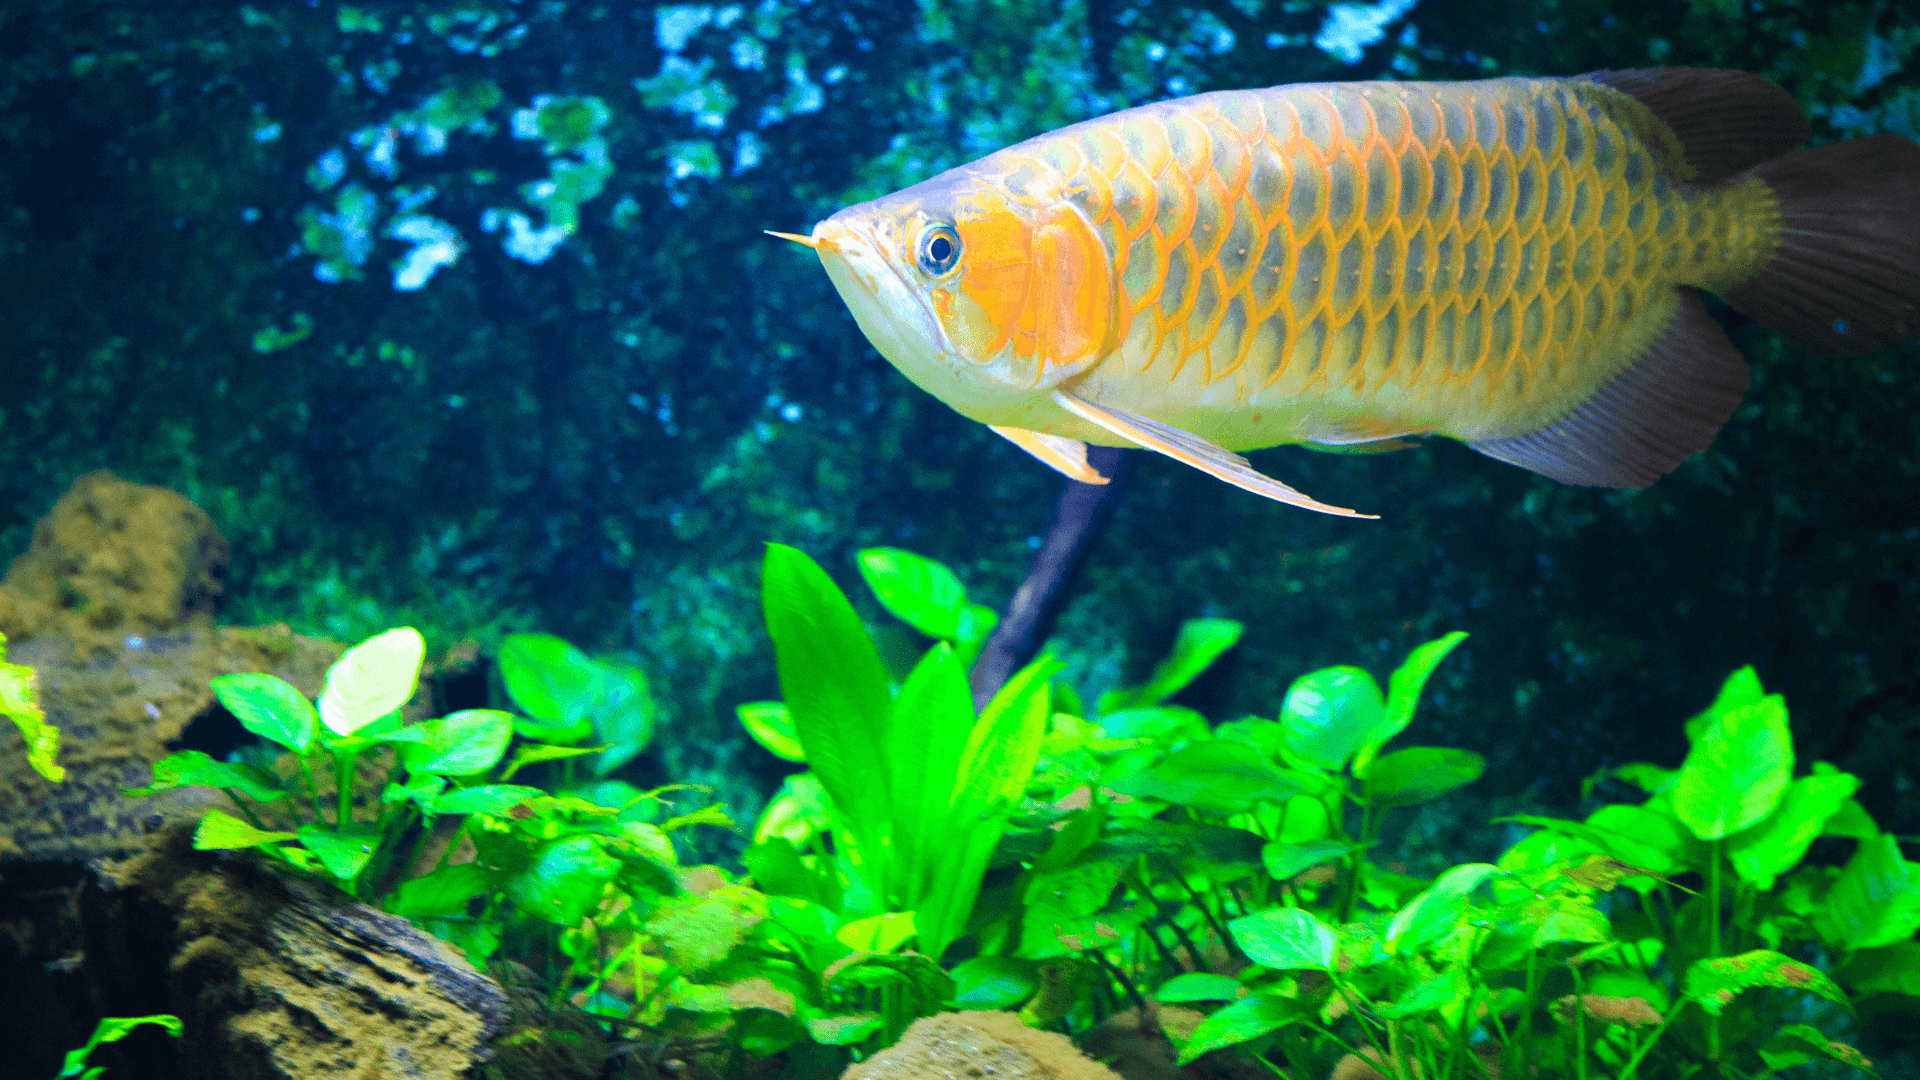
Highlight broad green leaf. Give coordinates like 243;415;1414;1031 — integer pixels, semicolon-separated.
1355;631;1467;776
499;633;600;723
1095;704;1212;748
318;627;425;736
836;912;917;952
1098;618;1244;714
1685;949;1849;1016
1156;973;1244;1002
1215;716;1287;759
921;655;1060;961
2;637;62;782
1672;691;1792;840
591;661;656;774
743;838;831;905
429;783;544;815
762;545;893;870
1110;740;1314;812
1824;799;1880;839
951;956;1040;1008
1385;863;1498;954
124;750;287;802
1729;766;1861;889
1377;969;1471;1018
298;822;382;881
1758;1024;1876;1075
737;701;804;761
1025;861;1120;918
1262;839;1355;881
499;633;600;744
1275;795;1333;843
806;1014;883;1046
193;809;296;850
1278;665;1382;771
888;642;974;911
1364;746;1486;807
384;771;445;805
211;672;319;752
1505;892;1610;946
857;547;969;640
1503;813;1681;876
1823;834;1920;949
954;603;999;651
1230;907;1336;970
399;709;514;776
385;862;493;918
1684;666;1766;743
1176;993;1305;1064
1837;941;1920;996
60;1015;183;1078
509;835;620;925
1583;803;1689;874
500;742;601;781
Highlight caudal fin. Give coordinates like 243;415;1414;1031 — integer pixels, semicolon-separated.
1720;135;1920;358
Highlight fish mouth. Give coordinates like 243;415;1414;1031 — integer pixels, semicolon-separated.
811;218;956;360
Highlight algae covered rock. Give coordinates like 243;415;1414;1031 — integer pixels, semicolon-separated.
0;470;229;649
842;1011;1122;1080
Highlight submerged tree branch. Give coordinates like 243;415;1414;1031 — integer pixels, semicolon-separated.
969;446;1135;709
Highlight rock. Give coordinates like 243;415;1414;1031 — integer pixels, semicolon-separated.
0;474;490;1077
0;470;229;650
79;825;509;1078
842;1011;1122;1080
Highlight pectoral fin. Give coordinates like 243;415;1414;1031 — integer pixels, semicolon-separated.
990;425;1108;484
1302;437;1423;455
1051;391;1376;518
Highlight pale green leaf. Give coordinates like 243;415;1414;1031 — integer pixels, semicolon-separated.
1098;618;1243;714
737;701;804;761
318;627;424;736
193;808;296;850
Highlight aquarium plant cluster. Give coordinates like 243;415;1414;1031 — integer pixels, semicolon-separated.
5;545;1905;1078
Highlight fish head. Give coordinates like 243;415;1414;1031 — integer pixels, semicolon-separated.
790;164;1115;418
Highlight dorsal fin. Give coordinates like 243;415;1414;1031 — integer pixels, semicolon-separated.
1469;288;1749;488
1584;68;1810;181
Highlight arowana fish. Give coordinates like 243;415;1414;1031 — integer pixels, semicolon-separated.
774;68;1920;516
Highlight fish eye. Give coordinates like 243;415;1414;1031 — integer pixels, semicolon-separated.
915;224;962;277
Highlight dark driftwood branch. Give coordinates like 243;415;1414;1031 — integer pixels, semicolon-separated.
970;446;1136;709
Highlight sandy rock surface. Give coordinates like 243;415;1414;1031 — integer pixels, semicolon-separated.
843;1011;1123;1080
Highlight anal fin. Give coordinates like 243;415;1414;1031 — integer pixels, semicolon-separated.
1051;391;1375;518
1469;288;1749;487
1302;437;1423;455
990;425;1108;485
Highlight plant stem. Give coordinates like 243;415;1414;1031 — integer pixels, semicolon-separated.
221;789;272;831
1160;857;1239;963
1089;949;1149;1016
1707;837;1723;1062
1571;961;1589;1080
1617;1004;1682;1080
297;752;327;825
334;747;361;827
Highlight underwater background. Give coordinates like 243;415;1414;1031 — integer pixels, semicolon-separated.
3;0;1918;863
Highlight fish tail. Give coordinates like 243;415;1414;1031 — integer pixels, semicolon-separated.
1718;135;1920;357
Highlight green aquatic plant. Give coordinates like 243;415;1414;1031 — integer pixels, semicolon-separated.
2;632;63;783
497;631;656;779
714;546;1905;1079
1062;665;1895;1080
56;1014;182;1079
126;627;552;896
